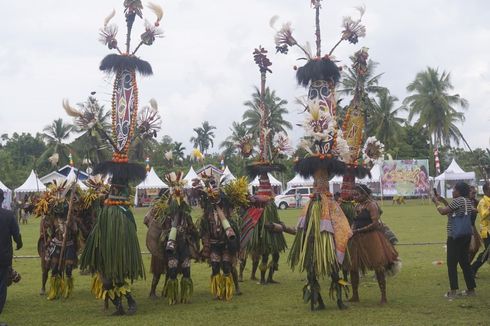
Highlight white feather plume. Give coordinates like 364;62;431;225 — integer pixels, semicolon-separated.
269;15;279;29
103;9;116;27
48;153;59;166
62;99;82;118
355;5;366;18
149;98;158;111
147;2;163;23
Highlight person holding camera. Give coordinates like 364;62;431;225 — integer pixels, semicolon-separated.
0;189;23;314
433;182;476;298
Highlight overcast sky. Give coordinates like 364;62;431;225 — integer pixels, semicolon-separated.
1;0;489;155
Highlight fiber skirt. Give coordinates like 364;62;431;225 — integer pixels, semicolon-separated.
348;229;398;273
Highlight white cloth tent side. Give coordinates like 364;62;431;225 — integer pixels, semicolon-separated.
183;166;199;188
221;166;236;184
14;170;46;198
134;168;168;206
0;179;12;209
66;167;88;190
286;174;314;188
328;163;382;194
248;173;283;193
435;159;476;198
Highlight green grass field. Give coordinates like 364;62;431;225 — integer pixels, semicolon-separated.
2;200;489;325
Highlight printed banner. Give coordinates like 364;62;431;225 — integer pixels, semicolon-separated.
381;159;430;196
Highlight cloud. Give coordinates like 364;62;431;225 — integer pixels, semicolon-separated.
1;0;489;154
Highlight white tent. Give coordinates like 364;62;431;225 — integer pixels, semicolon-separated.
14;170;46;197
135;168;168;206
329;163;382;194
435;159;476;198
249;173;283;193
221;166;236;184
0;179;12;209
286;174;314;188
183;166;199;188
66;167;88;190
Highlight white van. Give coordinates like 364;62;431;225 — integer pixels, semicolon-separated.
274;187;313;209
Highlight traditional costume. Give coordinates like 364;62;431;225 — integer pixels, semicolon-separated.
339;48;373;224
239;47;294;285
349;184;399;304
34;180;80;300
145;172;200;304
193;174;248;301
79;0;164;316
273;1;369;311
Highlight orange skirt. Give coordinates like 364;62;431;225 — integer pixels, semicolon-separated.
348;228;398;273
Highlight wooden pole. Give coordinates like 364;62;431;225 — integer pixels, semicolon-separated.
315;4;321;57
57;169;79;273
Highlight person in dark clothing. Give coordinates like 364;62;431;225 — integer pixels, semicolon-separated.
433;182;476;298
0;189;23;314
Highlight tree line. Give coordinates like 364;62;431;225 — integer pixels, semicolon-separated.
1;63;488;189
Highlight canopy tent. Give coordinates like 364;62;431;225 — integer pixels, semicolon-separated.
0;179;12;209
66;167;88;190
221;166;236;184
135;168;168;206
196;164;224;182
40;165;89;185
183;166;199;188
249;173;283;194
14;170;46;197
286;174;314;188
435;159;476;198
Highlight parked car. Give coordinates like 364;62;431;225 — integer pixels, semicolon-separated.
274;187;313;209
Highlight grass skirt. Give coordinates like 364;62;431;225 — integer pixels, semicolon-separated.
246;202;287;255
288;199;342;278
348;228;398;273
80;205;145;283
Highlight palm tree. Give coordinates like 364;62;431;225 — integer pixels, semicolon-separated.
339;56;386;136
369;90;406;149
172;141;186;161
404;67;468;147
190;121;216;154
219;121;251;157
39;118;74;167
242;87;292;140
